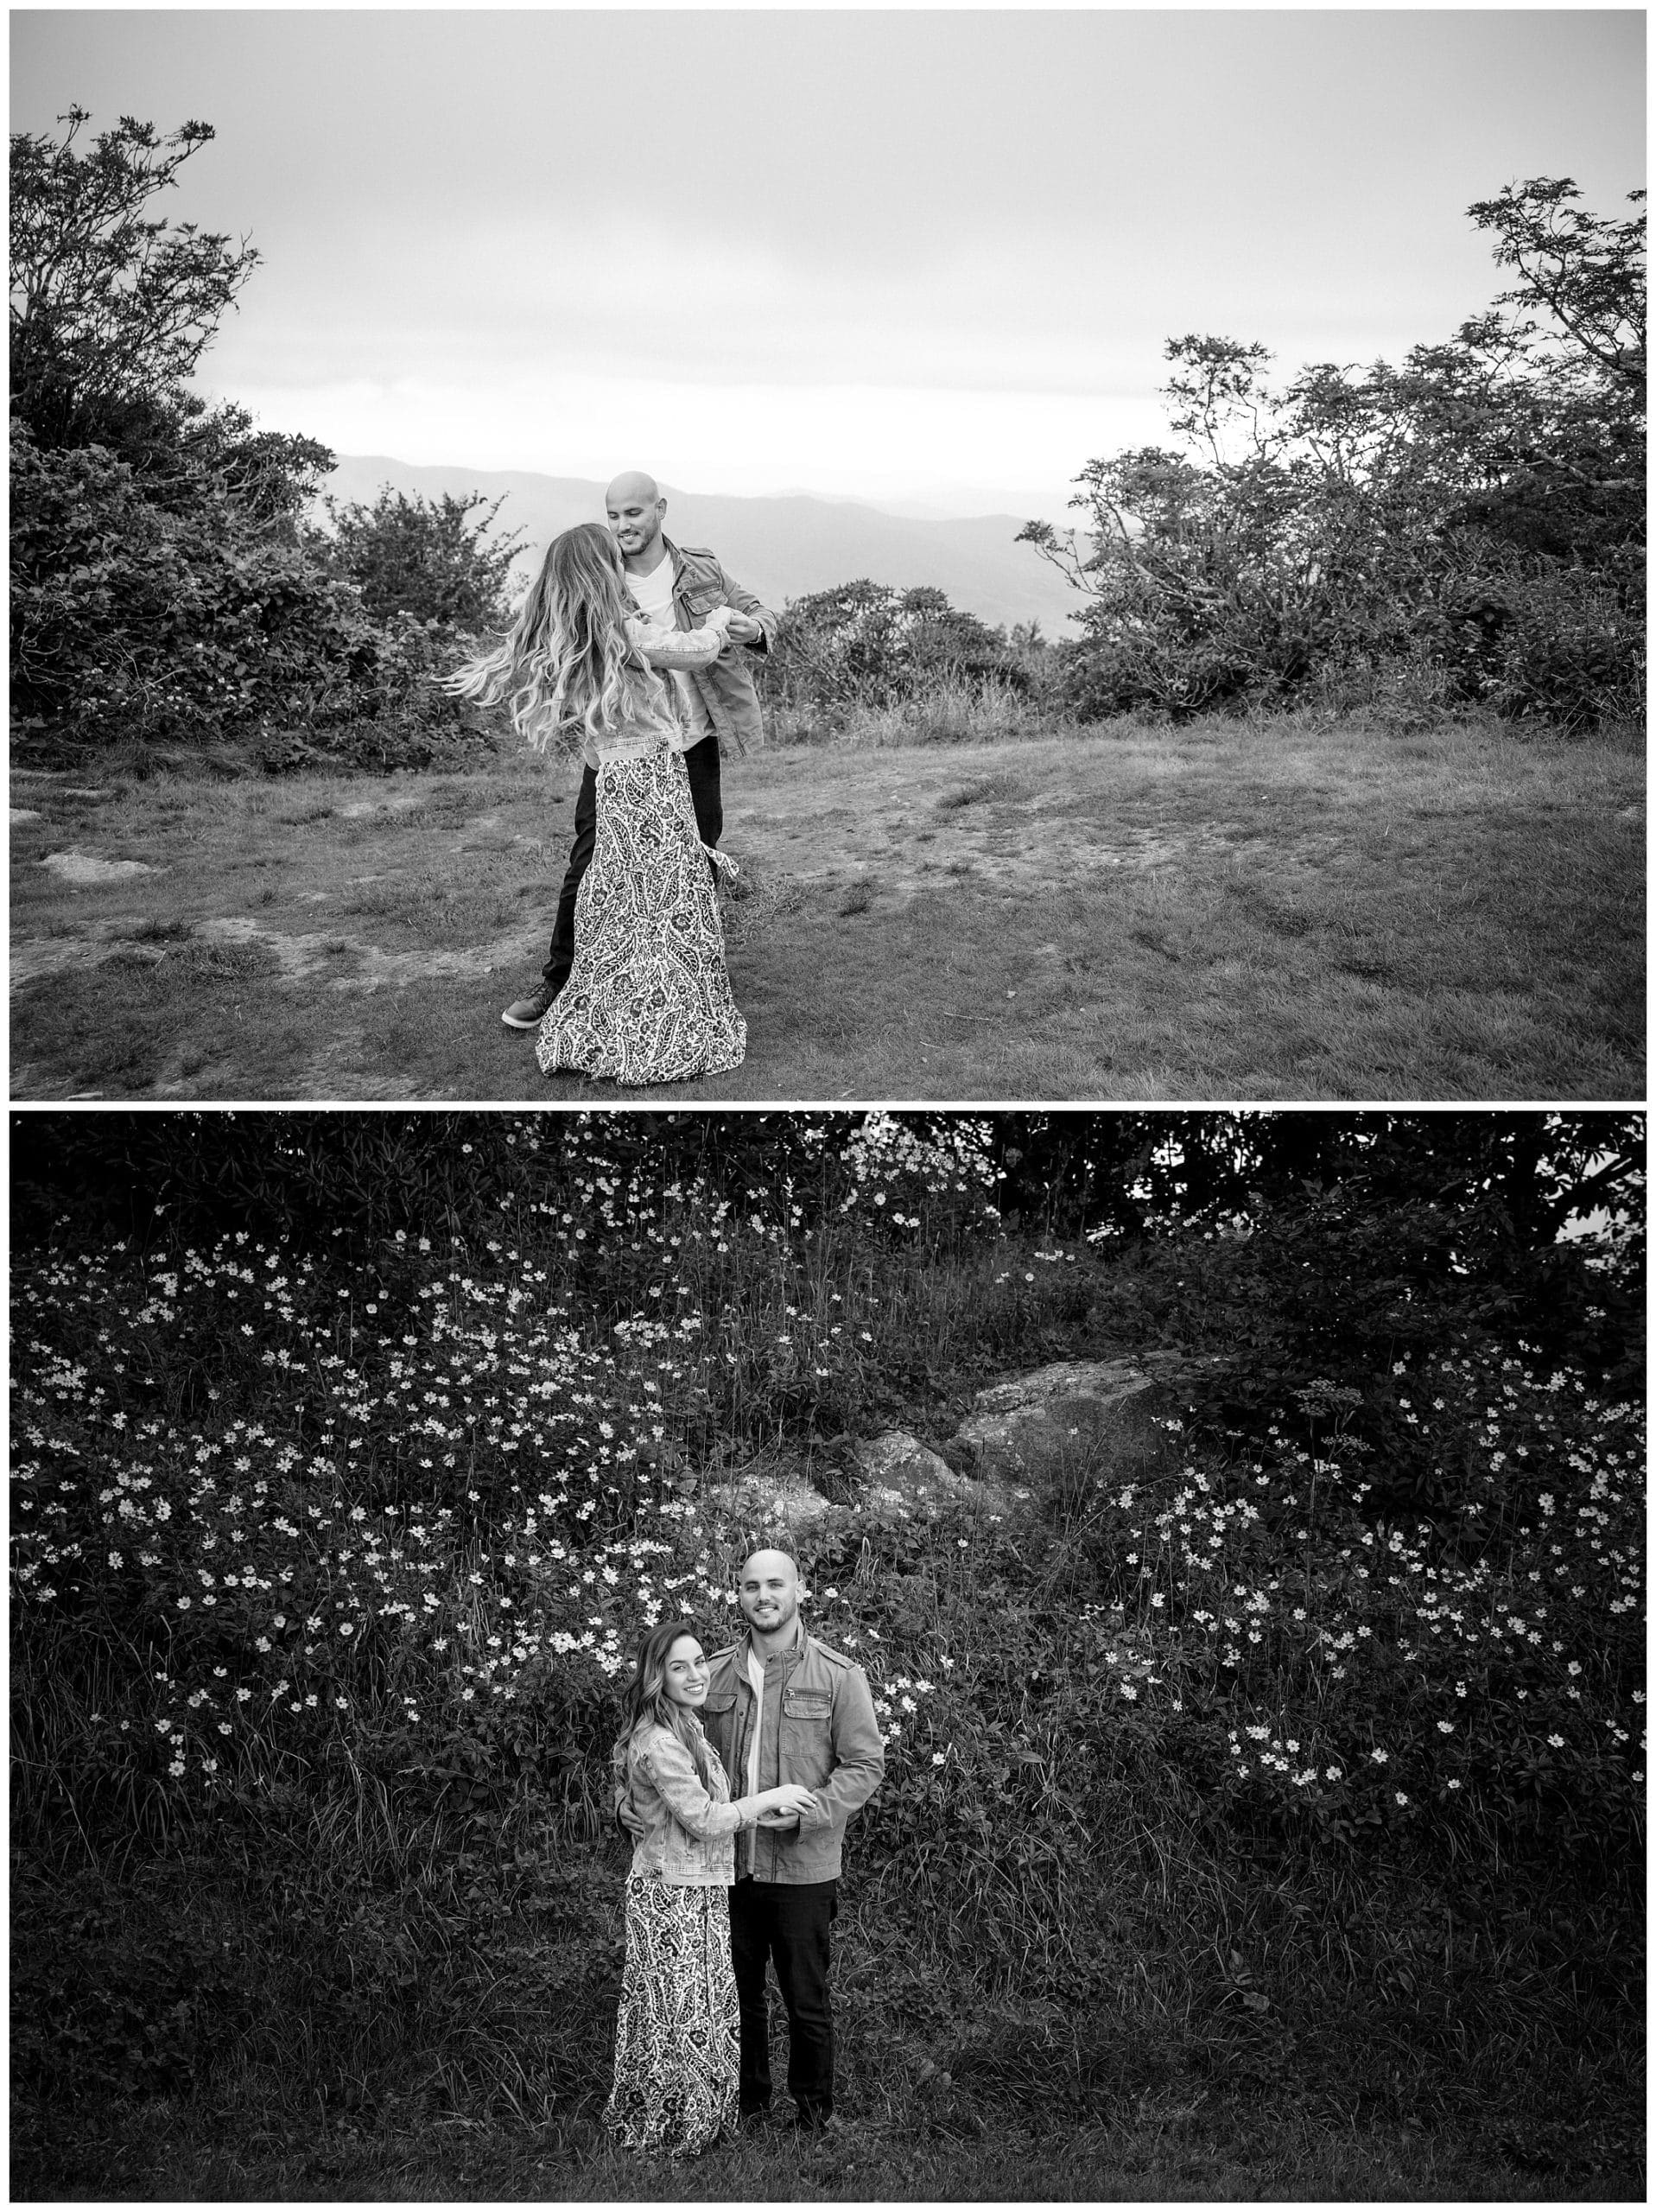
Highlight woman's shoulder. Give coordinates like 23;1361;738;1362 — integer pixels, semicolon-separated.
630;1719;692;1764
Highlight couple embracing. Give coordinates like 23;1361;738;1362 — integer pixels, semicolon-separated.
605;1549;885;2157
450;474;777;1087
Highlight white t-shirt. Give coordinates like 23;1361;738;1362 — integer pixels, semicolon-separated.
744;1642;765;1871
625;547;714;746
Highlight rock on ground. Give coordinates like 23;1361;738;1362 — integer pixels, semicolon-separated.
39;850;159;884
853;1430;1016;1516
954;1355;1190;1492
703;1355;1204;1535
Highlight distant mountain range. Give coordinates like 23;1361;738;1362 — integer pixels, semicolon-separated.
321;455;1085;635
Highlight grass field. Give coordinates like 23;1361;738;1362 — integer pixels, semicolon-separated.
10;711;1643;1101
17;1922;1635;2208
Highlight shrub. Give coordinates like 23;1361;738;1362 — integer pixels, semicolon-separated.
301;487;523;632
9;109;494;767
759;579;1039;719
1027;182;1646;729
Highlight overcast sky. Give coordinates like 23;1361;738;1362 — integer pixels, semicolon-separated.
10;9;1646;518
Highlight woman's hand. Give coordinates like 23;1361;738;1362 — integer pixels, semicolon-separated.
757;1783;816;1821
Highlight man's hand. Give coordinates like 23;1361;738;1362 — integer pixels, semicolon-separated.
754;1808;801;1831
723;611;765;645
618;1796;644;1840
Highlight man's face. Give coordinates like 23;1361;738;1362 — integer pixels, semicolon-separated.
739;1551;799;1637
606;490;667;563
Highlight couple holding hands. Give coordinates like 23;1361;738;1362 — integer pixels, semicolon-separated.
603;1550;885;2157
451;473;777;1088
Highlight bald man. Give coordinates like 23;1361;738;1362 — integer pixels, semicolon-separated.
617;1548;885;2132
501;471;779;1029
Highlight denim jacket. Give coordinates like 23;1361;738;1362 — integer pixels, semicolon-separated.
700;1628;885;1884
657;536;777;757
616;1716;757;1888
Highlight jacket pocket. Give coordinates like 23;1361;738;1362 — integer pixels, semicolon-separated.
780;1688;834;1789
681;582;725;619
701;1693;739;1775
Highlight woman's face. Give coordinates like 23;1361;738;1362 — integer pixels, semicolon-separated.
662;1635;709;1709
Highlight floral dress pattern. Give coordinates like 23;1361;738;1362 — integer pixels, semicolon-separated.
536;745;745;1084
603;1875;741;2158
536;616;746;1085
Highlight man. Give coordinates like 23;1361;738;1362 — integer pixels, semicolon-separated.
619;1548;885;2131
501;471;779;1029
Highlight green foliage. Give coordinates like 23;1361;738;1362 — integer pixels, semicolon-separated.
9;420;479;766
8;108;494;769
759;578;1037;716
302;487;523;631
10;106;262;464
1025;181;1646;728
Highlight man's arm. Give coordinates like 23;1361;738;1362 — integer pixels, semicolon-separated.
713;563;778;656
796;1664;885;1834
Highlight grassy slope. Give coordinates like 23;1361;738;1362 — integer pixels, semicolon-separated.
10;714;1644;1102
10;1209;1642;2204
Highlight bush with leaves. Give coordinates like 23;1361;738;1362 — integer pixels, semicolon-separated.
1023;180;1645;728
758;577;1034;716
10;420;483;766
9;107;492;766
301;486;523;632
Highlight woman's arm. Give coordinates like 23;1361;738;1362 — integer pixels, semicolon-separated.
638;1729;747;1838
625;609;730;672
637;1732;816;1837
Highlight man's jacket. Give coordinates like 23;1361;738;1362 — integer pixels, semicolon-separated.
700;1624;885;1884
655;534;777;756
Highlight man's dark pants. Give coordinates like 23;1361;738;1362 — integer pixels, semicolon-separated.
729;1876;837;2125
540;737;723;993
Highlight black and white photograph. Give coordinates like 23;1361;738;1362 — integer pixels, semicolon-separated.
8;9;1644;1103
5;3;1646;2206
9;1109;1646;2198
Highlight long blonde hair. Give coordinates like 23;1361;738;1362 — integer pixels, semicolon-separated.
447;522;669;753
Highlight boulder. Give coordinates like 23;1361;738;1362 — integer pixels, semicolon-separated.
853;1429;1015;1517
706;1457;837;1529
954;1355;1190;1494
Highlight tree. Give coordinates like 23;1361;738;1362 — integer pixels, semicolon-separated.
10;107;261;462
1022;181;1645;726
1470;176;1646;392
303;487;523;631
758;578;1020;710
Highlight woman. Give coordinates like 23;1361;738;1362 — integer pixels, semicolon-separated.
605;1619;815;2157
448;525;746;1084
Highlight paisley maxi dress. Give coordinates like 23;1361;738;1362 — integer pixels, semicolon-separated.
605;1719;746;2158
536;613;746;1085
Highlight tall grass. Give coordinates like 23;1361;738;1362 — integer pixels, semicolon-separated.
768;674;1069;748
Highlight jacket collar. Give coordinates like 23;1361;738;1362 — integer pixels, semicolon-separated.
736;1616;807;1672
